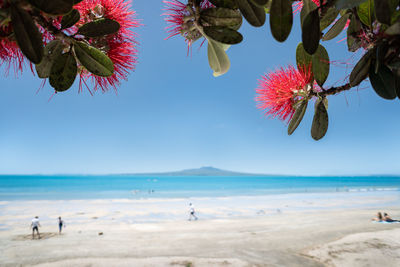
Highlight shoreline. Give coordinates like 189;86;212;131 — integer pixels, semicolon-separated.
1;187;400;199
1;190;399;222
1;192;400;266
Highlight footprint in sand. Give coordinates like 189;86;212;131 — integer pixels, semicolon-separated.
13;232;59;241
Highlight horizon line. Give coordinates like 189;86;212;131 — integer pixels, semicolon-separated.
1;173;399;177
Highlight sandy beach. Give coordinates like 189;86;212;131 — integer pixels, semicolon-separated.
1;192;400;266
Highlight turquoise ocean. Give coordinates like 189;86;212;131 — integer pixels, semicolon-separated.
1;175;400;200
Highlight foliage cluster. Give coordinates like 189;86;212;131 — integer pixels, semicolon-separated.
1;0;400;140
167;0;400;140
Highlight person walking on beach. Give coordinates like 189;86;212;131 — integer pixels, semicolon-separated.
188;203;198;221
31;216;41;239
58;217;65;234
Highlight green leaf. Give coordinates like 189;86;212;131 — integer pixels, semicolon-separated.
311;98;329;141
288;100;308;135
219;43;232;51
61;9;80;29
390;0;400;24
78;18;120;38
357;0;374;27
296;43;329;86
28;0;73;15
389;0;399;11
347;15;362;52
203;26;243;44
250;0;269;7
339;9;349;16
74;41;114;77
322;13;350;41
269;0;293;42
0;9;7;22
302;9;320;55
374;0;391;25
396;71;400;99
73;0;83;4
296;42;312;67
375;42;389;74
350;49;373;87
347;35;361;52
49;52;77;92
385;21;400;35
35;40;65;78
335;0;368;10
320;7;340;31
207;39;231;77
322;97;329;110
235;0;266;27
200;8;242;28
300;0;318;27
208;0;237;9
369;62;397;100
264;1;272;13
10;4;43;64
388;59;400;69
312;45;330;87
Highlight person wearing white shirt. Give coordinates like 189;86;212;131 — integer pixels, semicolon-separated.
31;216;41;239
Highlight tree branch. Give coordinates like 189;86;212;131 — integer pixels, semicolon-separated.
311;83;352;97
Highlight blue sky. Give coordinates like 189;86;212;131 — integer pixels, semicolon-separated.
0;1;399;176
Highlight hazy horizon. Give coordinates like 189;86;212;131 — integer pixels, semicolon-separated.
1;166;399;177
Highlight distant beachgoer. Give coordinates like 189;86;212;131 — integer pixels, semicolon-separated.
58;217;65;234
188;203;198;221
383;213;399;222
31;216;41;239
372;212;383;222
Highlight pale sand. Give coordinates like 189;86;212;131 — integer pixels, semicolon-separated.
307;228;400;267
1;193;400;266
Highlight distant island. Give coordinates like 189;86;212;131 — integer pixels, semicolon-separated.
5;167;397;177
124;166;268;177
117;168;399;177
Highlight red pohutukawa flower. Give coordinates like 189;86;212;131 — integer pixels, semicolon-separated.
293;0;322;14
0;1;25;75
0;26;25;76
74;0;139;93
256;65;313;122
163;0;213;50
0;0;59;76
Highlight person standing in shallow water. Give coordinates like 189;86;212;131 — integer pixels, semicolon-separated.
58;217;65;234
188;203;198;221
31;216;41;239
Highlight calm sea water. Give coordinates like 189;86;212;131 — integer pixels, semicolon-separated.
0;175;399;200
